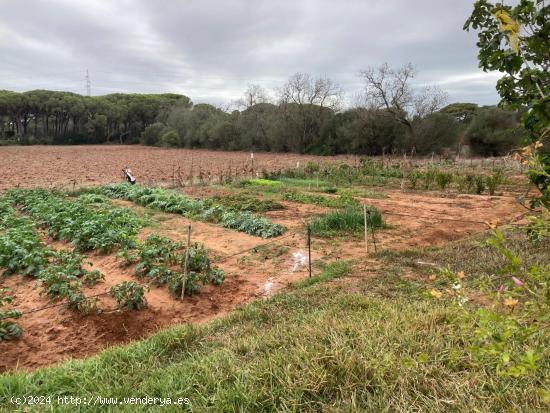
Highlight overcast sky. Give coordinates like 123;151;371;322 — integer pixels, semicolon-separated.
0;0;502;107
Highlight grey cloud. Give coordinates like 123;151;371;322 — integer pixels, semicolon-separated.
0;0;500;105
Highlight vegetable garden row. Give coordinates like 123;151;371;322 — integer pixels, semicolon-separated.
0;188;233;341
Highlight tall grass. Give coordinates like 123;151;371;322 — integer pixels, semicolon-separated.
310;207;382;237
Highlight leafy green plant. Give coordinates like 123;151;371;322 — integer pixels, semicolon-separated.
208;194;284;213
486;169;505;195
119;234;225;298
423;168;437;190
0;288;22;341
430;229;549;378
409;170;421;189
109;281;148;310
305;161;320;174
39;250;103;314
6;189;142;252
435;171;453;190
0;216;49;277
474;175;486;194
101;184;286;238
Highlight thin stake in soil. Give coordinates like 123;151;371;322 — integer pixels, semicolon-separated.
371;225;378;253
364;205;369;253
307;225;312;278
181;225;192;300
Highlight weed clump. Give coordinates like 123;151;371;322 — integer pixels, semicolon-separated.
310;207;382;237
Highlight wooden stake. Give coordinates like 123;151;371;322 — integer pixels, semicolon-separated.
307;226;312;278
181;225;192;300
364;205;369;253
371;226;378;253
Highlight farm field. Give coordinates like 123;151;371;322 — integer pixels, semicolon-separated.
0;147;532;373
0;145;350;191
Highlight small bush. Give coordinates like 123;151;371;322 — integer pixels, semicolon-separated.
436;171;453;190
474;176;486;194
409;171;421;189
110;281;148;310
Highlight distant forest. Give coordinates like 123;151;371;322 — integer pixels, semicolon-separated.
0;70;525;156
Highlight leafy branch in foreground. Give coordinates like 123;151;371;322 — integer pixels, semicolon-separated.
465;1;549;207
430;230;549;378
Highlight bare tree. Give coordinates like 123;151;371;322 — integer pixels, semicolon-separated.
236;83;271;110
279;73;343;111
358;63;448;135
278;73;343;152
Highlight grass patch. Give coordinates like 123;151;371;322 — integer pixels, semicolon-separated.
310;207;383;237
239;178;282;187
282;191;360;209
339;187;388;199
295;260;352;288
2;269;547;411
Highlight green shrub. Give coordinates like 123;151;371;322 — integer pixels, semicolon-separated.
436;171;453;190
110;281;148;310
409;171;422;189
305;161;320;174
474;176;486;194
486;169;505;195
423;168;437;189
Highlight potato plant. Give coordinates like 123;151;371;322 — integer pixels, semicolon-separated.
0;288;22;341
118;234;225;297
39;250;103;314
6;188;142;252
0;214;50;277
109;281;148;310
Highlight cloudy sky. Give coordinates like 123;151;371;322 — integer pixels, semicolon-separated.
0;0;502;107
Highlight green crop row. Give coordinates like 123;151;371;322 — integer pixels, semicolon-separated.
0;199;107;332
6;189;143;252
100;184;286;238
118;234;224;297
282;191;360;209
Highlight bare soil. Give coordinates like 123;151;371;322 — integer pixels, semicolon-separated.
0;145;350;191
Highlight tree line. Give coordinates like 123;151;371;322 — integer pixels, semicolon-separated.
0;64;525;156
